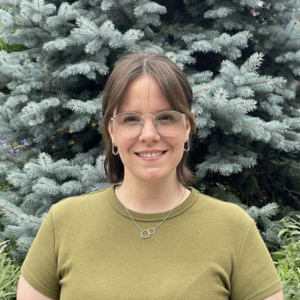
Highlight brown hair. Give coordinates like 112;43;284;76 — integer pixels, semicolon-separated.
102;52;198;186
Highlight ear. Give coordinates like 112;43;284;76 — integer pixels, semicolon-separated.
109;108;119;145
108;122;117;146
191;110;195;120
185;110;195;139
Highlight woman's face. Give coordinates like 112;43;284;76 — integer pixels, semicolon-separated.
108;75;194;183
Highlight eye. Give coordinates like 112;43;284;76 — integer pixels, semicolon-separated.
157;114;174;121
123;116;140;122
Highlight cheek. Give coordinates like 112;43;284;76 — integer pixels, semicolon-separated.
116;139;135;155
167;137;186;152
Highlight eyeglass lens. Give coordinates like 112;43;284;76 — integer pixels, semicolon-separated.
113;111;185;138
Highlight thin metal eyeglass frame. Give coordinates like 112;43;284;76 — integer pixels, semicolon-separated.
110;110;187;138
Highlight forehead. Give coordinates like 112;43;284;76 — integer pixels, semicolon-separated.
117;75;171;114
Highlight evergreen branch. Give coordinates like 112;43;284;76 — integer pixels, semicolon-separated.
221;61;239;76
243;79;286;87
282;19;300;46
0;121;13;131
230;33;252;45
194;84;226;95
0;154;26;168
259;182;276;189
21;11;52;36
0;2;13;7
115;0;132;24
82;165;102;178
283;183;300;206
241;53;264;75
220;100;255;110
288;37;300;41
240;122;286;133
69;31;90;38
284;187;300;196
263;171;279;202
76;18;98;37
252;169;278;175
0;203;40;227
40;154;50;173
268;127;289;132
9;20;74;34
194;92;211;103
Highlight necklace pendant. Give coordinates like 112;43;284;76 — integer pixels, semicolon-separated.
141;227;156;239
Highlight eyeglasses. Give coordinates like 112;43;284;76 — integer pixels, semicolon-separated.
110;110;187;138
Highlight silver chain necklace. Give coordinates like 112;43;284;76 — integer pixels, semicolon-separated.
115;184;186;239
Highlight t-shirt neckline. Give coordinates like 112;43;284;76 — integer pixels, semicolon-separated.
107;184;198;222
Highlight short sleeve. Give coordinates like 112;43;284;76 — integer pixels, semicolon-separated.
20;207;60;300
231;219;283;300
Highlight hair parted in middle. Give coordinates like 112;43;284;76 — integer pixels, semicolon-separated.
102;52;198;186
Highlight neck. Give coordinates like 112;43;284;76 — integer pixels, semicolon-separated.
116;177;189;214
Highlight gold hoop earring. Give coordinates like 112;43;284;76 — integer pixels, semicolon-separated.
112;139;119;155
184;139;190;152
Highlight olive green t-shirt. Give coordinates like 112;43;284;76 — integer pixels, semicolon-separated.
20;184;283;300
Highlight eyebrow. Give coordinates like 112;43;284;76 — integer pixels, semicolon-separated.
118;109;172;114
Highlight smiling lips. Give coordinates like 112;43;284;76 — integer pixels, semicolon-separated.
138;151;163;158
135;150;168;158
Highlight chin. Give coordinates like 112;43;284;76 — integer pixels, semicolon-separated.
139;174;165;181
138;170;173;181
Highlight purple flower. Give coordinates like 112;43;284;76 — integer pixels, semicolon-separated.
7;147;20;154
3;137;30;154
21;139;30;146
0;138;6;146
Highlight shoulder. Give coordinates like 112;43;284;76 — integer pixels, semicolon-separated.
53;185;110;207
50;184;112;221
192;187;253;231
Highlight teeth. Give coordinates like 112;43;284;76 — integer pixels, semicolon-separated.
138;151;163;158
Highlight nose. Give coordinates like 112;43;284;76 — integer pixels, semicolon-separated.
138;115;160;142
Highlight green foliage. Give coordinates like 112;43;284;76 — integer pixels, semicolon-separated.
0;239;20;300
271;213;300;300
0;25;25;53
0;40;25;53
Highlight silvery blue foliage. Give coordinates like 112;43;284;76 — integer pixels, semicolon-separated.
0;0;300;259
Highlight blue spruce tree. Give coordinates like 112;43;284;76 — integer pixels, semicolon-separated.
0;0;300;260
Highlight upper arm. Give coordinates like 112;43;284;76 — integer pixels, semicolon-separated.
17;274;57;300
20;207;60;299
230;218;284;300
264;289;285;300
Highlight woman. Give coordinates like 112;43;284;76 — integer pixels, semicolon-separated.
17;52;284;300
